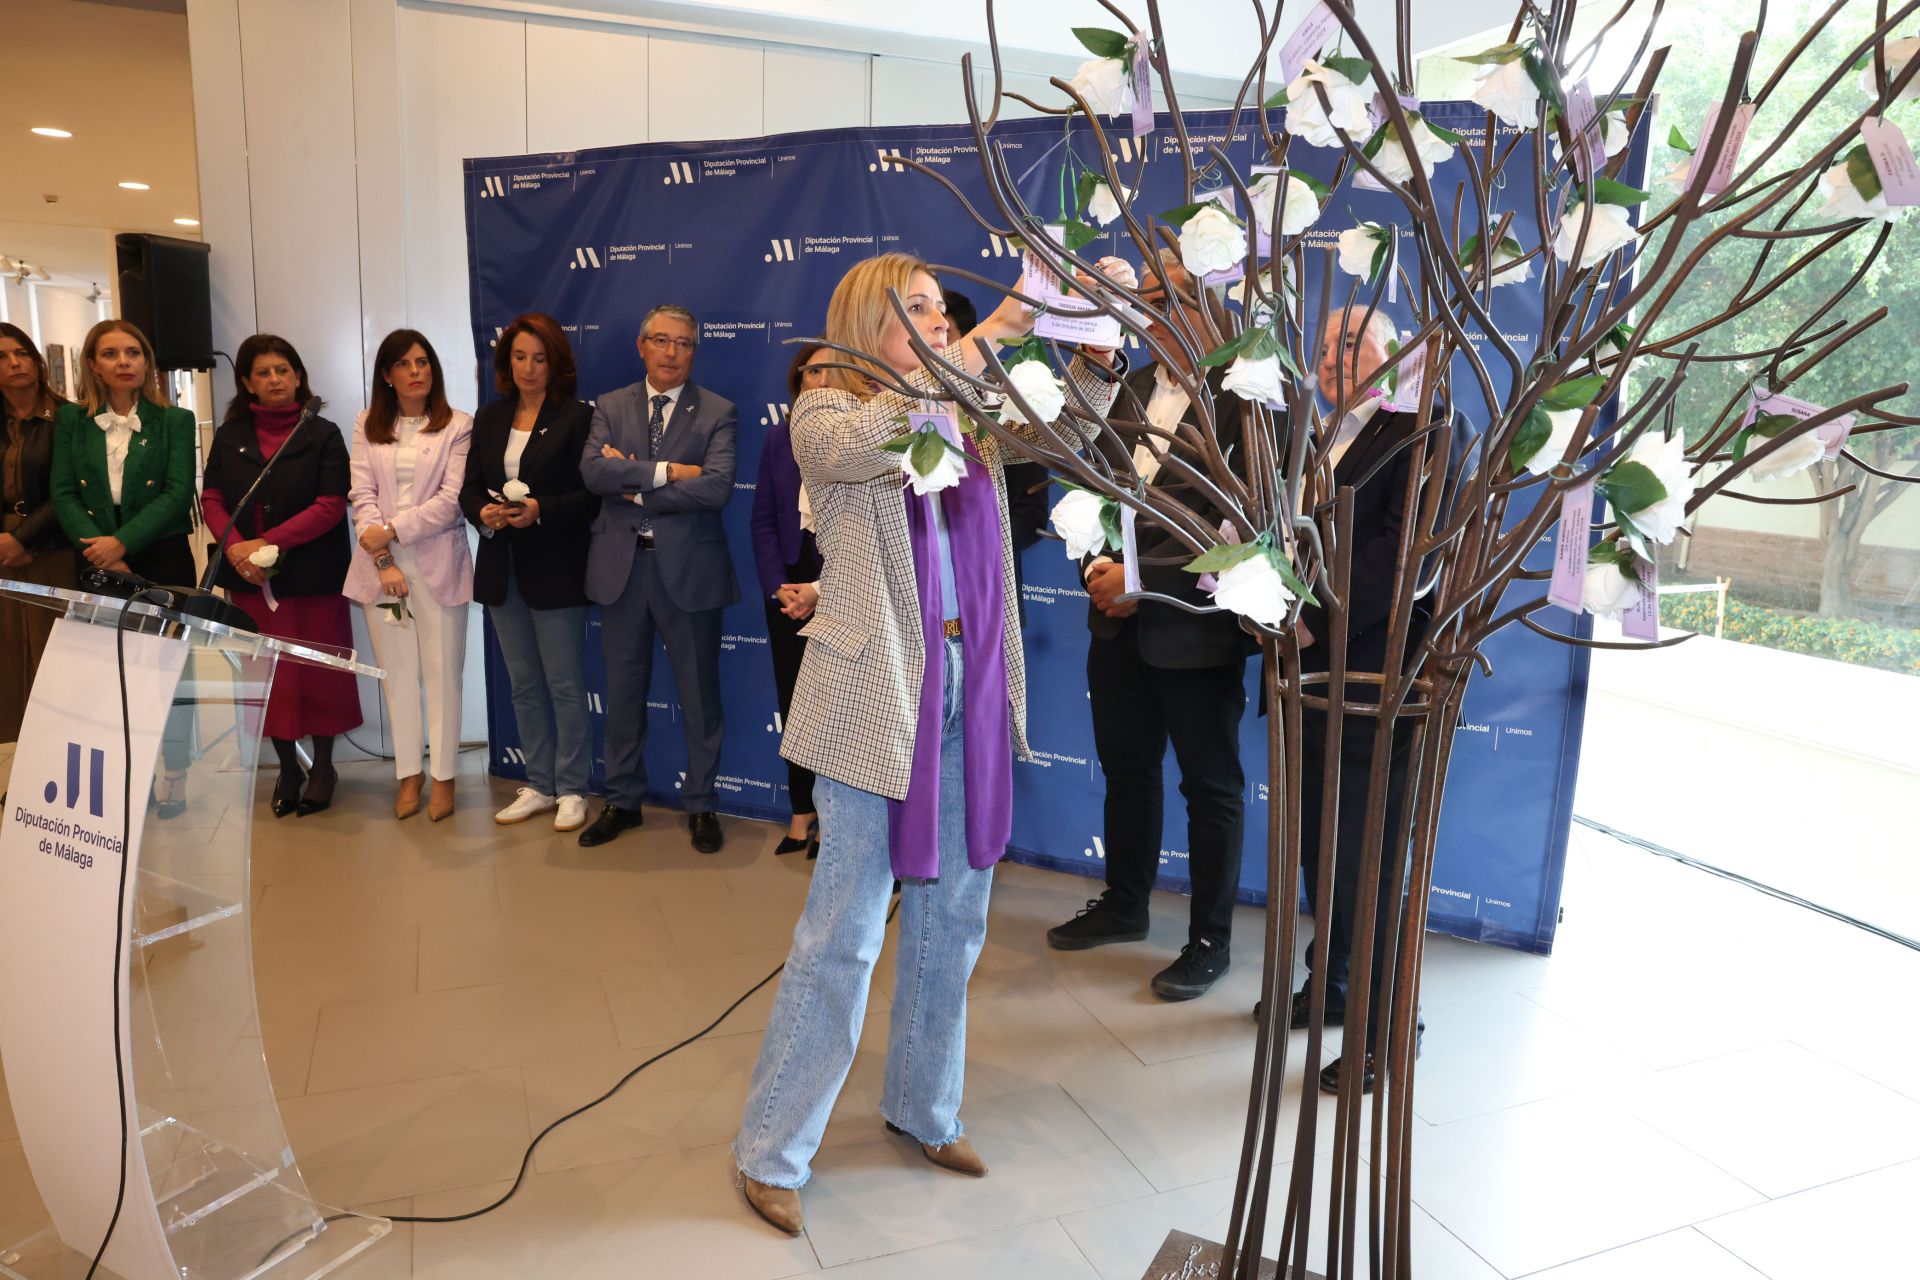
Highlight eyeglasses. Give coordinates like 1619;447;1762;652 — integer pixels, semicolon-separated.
644;335;695;353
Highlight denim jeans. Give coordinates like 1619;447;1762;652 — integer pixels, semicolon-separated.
487;563;591;797
734;637;990;1188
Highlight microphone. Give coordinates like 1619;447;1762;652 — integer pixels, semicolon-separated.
163;397;322;631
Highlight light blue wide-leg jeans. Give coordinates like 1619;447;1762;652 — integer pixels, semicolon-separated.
733;637;991;1188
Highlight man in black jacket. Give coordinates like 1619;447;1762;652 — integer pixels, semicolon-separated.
1290;305;1454;1094
1046;254;1253;1001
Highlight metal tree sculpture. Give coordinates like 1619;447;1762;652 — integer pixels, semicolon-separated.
817;2;1920;1275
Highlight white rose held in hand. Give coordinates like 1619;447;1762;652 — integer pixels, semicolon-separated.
1553;202;1639;269
1374;117;1455;183
1212;552;1294;627
1086;179;1129;226
1222;353;1288;405
1582;561;1641;619
998;358;1068;426
1286;59;1374;148
502;479;531;503
1178;204;1243;277
1471;57;1539;127
1071;55;1133;114
1745;427;1826;481
1050;490;1110;560
247;545;280;569
1621;433;1696;543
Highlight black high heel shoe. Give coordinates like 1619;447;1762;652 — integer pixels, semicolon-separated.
775;816;818;856
270;769;305;819
155;770;189;820
296;765;338;817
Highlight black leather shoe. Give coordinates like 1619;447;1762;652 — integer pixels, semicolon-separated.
578;805;643;847
1046;895;1149;951
1289;988;1345;1029
296;765;337;817
270;769;305;819
1320;1054;1378;1095
1150;938;1230;1001
689;811;723;854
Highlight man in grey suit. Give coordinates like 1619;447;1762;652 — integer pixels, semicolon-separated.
579;304;741;853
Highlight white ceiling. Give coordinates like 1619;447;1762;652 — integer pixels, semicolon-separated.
3;0;200;286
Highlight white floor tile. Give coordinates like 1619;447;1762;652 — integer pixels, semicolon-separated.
1523;1228;1766;1279
817;1218;1098;1278
1697;1158;1920;1280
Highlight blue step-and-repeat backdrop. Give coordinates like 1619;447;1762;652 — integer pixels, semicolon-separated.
463;104;1628;955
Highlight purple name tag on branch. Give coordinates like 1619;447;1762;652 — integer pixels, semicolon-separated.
1277;2;1339;83
1620;559;1660;640
1386;330;1426;412
908;409;959;445
1565;80;1606;182
1196;518;1241;596
1131;43;1154;139
1686;101;1756;196
1862;116;1920;206
1746;389;1856;461
1548;478;1596;612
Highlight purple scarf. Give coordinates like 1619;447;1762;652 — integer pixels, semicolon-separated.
886;430;1013;879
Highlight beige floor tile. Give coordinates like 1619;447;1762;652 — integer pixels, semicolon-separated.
818;1217;1097;1278
338;1195;418;1280
280;1068;531;1207
263;1001;320;1100
306;976;620;1094
0;1063;16;1145
252;917;420;1015
253;862;499;941
798;1084;1153;1269
416;905;667;993
407;1143;818;1279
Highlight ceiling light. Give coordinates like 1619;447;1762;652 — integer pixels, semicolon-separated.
173;218;200;227
31;127;73;139
119;181;150;191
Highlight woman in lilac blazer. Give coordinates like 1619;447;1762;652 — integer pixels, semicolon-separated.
345;329;473;822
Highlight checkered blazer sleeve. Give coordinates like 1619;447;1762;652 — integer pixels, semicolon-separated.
789;371;947;484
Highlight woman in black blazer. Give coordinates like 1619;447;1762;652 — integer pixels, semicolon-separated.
460;313;596;833
0;323;73;744
201;334;363;817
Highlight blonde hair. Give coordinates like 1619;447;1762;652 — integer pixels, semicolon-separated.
78;319;170;414
820;252;936;399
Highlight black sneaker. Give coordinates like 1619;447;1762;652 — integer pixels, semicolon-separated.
1046;895;1149;951
1151;939;1230;1001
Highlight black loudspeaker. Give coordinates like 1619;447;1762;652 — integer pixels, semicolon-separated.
115;233;214;372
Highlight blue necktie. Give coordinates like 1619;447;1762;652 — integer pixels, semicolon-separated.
640;393;669;536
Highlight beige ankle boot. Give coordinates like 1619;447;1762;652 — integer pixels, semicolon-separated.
887;1121;987;1176
739;1171;803;1234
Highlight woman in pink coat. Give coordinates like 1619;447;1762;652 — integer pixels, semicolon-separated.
345;330;473;821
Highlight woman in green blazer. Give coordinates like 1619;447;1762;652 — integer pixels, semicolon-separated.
51;319;197;587
50;318;198;814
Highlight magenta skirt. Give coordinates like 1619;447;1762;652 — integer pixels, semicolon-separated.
228;590;365;741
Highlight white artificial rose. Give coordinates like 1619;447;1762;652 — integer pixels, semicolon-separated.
1086;179;1130;226
1553;201;1639;269
1598;109;1630;157
1374;117;1455;184
999;358;1068;425
1071;55;1134;115
1285;59;1375;148
902;438;968;496
1470;58;1539;128
1221;353;1288;405
1337;224;1384;277
1818;159;1897;223
1860;36;1920;101
1582;561;1642;620
1179;204;1244;277
1049;489;1110;560
501;478;531;503
380;605;406;627
1744;427;1826;482
1619;433;1696;544
1519;409;1581;475
1246;174;1321;238
1212;552;1295;627
1488;238;1532;286
247;544;280;569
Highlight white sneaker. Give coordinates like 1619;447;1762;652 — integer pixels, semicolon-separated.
495;787;557;825
553;795;588;832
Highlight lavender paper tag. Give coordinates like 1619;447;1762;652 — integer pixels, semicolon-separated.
1565;81;1606;181
1621;558;1660;639
1747;388;1855;461
1196;518;1242;595
1685;101;1757;196
1862;116;1920;206
1548;478;1596;612
1277;2;1339;82
1131;43;1154;139
1121;505;1142;593
1017;226;1061;306
1031;226;1124;348
1386;330;1426;413
1198;189;1247;288
908;409;958;444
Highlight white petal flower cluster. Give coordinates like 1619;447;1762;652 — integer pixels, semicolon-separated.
1049;489;1110;560
901;440;967;496
1859;37;1920;101
1818;158;1897;223
1179;204;1244;277
1071;56;1134;114
1086;179;1130;226
1744;428;1826;482
998;358;1068;426
1517;409;1581;475
1221;354;1287;405
1246;173;1321;237
1582;561;1642;620
1285;59;1374;148
1618;434;1696;544
1337;224;1388;277
1471;58;1538;128
1374;116;1455;184
1553;202;1639;269
248;545;281;569
1212;552;1295;627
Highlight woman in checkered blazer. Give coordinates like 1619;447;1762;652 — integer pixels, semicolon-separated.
732;251;1133;1233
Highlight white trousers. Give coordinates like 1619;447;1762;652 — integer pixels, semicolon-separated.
363;544;467;782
